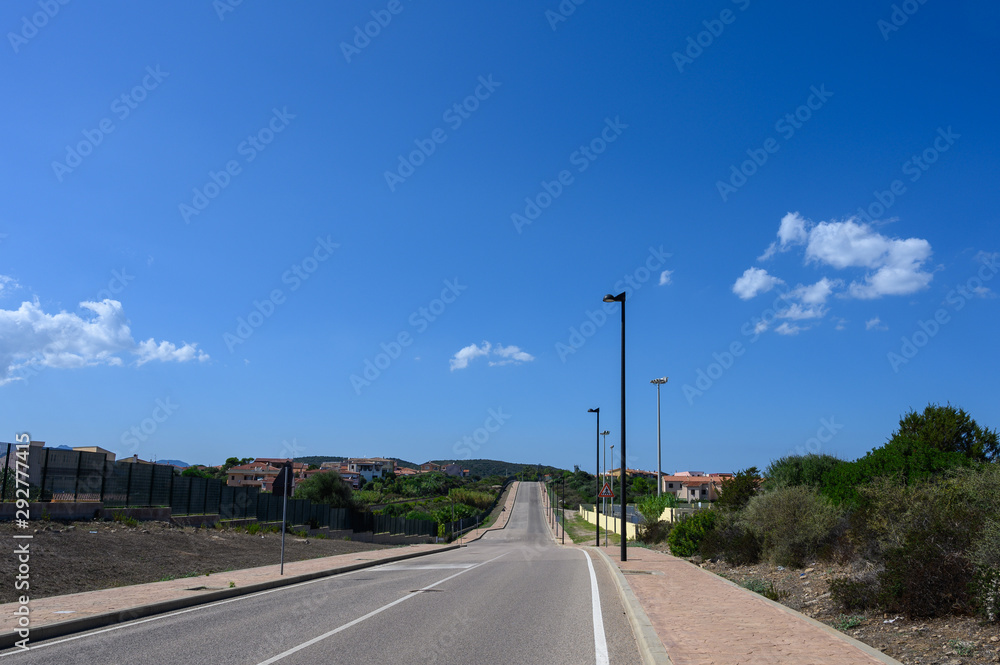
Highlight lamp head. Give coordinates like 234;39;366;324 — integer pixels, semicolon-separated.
603;291;625;303
588;408;599;414
650;377;668;385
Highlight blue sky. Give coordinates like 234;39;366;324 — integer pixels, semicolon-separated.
1;1;998;474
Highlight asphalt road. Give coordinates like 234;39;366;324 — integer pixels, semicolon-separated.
2;483;641;665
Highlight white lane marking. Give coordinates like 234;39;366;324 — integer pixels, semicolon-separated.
256;551;508;665
0;567;377;658
373;564;476;571
582;549;609;665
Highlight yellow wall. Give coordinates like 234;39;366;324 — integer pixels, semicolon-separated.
577;506;638;540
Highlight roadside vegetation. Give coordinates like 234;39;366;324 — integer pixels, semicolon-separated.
663;403;1000;623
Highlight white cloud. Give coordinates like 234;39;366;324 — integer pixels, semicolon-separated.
489;344;535;367
658;270;673;286
790;277;840;305
834;318;848;331
0;298;208;385
449;342;491;371
803;219;933;299
0;275;19;296
732;267;784;300
759;211;809;260
778;303;827;321
866;317;888;331
449;341;534;371
775;322;803;335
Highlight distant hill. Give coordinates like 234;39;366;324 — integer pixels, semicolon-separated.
291;456;562;478
294;456;420;469
157;459;191;468
428;459;564;478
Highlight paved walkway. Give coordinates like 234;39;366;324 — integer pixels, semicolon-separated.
0;482;519;641
589;544;902;665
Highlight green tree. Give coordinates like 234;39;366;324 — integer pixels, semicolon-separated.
894;403;999;462
636;493;677;524
762;454;847;491
292;470;355;509
716;467;760;512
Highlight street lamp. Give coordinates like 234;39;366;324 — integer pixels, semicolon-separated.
651;377;668;496
601;430;609;545
609;443;614;548
603;291;627;562
588;407;600;547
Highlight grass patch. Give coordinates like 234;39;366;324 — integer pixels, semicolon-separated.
948;639;975;656
740;578;785;601
833;614;866;631
566;515;620;545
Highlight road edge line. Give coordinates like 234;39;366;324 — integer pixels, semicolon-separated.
0;544;461;649
589;546;672;665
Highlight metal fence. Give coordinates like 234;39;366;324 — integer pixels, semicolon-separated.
0;443;486;538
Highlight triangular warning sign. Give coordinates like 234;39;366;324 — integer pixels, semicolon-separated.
598;482;614;498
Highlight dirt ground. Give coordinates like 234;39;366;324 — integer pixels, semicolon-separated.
640;542;1000;665
0;519;390;604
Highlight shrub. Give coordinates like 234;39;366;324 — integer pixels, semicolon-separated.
762;454;847;492
667;509;718;557
845;475;981;617
699;510;761;565
293;471;356;509
971;519;1000;622
740;486;844;568
636;493;677;524
715;467;760;512
637;520;672;545
830;573;881;612
741;578;783;601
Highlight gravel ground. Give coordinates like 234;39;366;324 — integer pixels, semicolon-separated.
0;519;390;603
640;542;1000;665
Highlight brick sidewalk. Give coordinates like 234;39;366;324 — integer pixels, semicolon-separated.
590;545;902;665
0;481;520;639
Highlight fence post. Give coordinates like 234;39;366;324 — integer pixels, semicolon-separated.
186;477;192;515
1;443;10;502
39;449;49;501
148;465;156;507
167;469;174;510
73;451;84;501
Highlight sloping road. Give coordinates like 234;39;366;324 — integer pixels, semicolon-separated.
2;483;640;664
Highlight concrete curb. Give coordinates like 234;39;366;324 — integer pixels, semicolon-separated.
0;544;460;649
681;558;906;665
460;481;519;545
589;547;672;665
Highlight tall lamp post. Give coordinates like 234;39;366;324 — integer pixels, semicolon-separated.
588;408;600;547
603;291;627;562
651;377;668;496
609;443;614;547
601;429;609;545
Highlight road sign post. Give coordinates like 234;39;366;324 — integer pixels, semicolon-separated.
273;463;293;575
